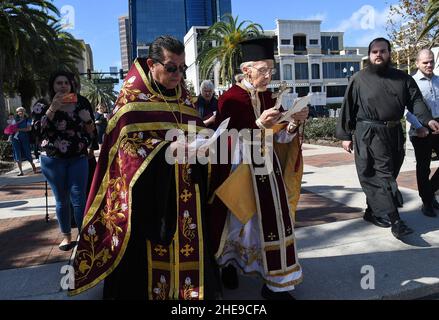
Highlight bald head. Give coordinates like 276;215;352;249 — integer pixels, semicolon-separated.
416;49;435;78
417;49;434;61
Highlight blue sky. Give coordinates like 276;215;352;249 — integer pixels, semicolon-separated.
51;0;400;75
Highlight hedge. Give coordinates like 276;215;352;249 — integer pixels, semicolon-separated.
0;140;13;161
304;117;338;141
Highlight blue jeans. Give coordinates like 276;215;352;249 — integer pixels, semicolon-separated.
40;155;88;234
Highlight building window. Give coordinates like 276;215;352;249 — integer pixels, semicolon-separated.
312;86;322;92
321;36;339;53
326;85;348;97
310;39;318;45
293;35;307;54
296;87;310;97
272;62;280;81
283;64;293;80
281;39;291;45
311;64;320;79
295;63;309;80
323;62;360;79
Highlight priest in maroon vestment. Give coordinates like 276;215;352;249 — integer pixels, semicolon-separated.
69;36;220;300
208;37;308;300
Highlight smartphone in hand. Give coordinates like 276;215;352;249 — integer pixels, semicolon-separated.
61;93;78;104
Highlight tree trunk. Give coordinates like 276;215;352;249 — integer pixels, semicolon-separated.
0;52;7;129
0;81;7;129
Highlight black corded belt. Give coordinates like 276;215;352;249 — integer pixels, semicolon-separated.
357;118;400;128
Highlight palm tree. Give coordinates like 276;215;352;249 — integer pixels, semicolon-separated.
80;75;118;111
0;0;59;125
197;14;263;86
418;0;439;46
0;0;85;123
15;22;85;109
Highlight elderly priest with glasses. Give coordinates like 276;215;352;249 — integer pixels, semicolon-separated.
208;37;308;300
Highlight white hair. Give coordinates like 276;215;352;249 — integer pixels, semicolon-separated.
200;80;214;91
235;61;254;82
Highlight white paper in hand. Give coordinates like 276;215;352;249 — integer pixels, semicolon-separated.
278;95;311;123
188;117;230;150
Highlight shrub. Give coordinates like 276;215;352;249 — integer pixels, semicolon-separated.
304;117;337;141
0;140;13;161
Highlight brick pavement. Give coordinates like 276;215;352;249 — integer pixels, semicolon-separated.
0;147;422;272
0;181;52;202
0;214;78;270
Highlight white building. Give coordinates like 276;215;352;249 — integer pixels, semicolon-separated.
75;39;94;75
184;19;367;104
184;26;209;96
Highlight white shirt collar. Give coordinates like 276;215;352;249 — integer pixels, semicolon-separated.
242;78;255;90
414;69;435;81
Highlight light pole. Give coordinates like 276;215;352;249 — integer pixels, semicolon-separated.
343;66;355;82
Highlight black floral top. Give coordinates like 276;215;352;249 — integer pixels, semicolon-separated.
33;99;92;158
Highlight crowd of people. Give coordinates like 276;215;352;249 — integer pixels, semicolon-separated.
2;34;439;300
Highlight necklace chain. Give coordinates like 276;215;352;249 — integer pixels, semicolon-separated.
152;77;183;130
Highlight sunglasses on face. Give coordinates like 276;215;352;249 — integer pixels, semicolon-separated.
154;59;188;74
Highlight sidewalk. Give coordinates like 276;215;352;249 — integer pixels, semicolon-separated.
1;144;439;300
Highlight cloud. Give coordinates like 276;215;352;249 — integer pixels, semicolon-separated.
307;13;327;22
333;5;395;32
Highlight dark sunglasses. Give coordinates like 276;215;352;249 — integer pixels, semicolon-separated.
154;59;187;74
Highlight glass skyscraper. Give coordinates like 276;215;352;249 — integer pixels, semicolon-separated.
129;0;232;61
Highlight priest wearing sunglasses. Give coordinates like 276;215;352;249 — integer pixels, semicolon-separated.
69;35;220;300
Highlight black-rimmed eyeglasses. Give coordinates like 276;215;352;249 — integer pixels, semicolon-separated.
154;59;188;74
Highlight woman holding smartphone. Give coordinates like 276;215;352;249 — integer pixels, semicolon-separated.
37;71;95;251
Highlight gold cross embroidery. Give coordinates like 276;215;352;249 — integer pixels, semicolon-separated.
258;176;267;183
180;244;194;257
286;226;292;235
276;168;281;176
154;245;167;256
268;233;277;241
180;189;192;203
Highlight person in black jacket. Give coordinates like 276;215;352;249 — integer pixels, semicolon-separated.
336;38;439;239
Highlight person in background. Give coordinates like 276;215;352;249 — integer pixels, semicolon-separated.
31;99;49;163
405;49;439;217
94;103;108;147
11;107;38;176
37;71;94;251
4;113;19;141
195;80;218;129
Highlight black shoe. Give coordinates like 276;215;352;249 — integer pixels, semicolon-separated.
58;242;73;251
363;210;391;228
391;220;413;239
221;265;239;290
261;284;295;300
432;199;439;210
422;203;437;217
